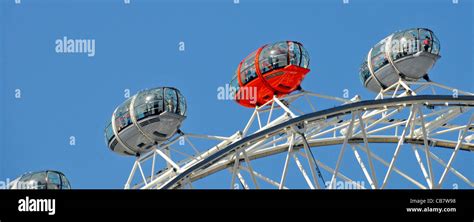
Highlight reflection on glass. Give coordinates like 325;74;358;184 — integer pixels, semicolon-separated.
133;91;148;120
259;45;273;74
107;87;186;136
288;42;302;66
260;41;310;74
300;45;310;69
47;172;61;189
390;28;440;61
165;88;178;113
60;174;71;189
431;32;440;55
361;28;441;89
28;172;46;189
230;73;240;92
14;171;71;190
178;92;186;116
269;42;288;69
20;173;32;182
135;88;163;120
240;51;257;85
371;40;389;72
359;60;371;84
115;98;132;131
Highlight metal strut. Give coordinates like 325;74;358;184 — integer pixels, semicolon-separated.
299;133;326;188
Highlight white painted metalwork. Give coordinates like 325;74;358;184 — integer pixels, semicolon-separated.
123;80;473;190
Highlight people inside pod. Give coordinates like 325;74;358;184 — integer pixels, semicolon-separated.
359;28;441;92
230;41;310;108
423;36;431;52
105;87;186;156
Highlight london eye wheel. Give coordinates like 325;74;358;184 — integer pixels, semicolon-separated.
106;29;473;190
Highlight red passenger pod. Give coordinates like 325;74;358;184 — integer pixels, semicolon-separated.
230;41;310;108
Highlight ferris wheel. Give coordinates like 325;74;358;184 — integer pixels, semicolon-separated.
105;28;474;189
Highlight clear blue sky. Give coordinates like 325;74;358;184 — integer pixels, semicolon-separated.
1;0;472;189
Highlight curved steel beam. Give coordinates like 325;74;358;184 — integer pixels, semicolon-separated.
153;95;474;189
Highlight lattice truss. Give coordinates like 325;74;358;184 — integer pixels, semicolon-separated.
125;79;474;189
